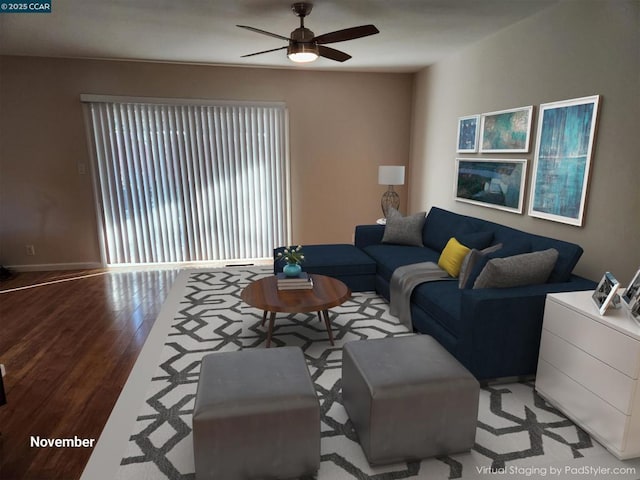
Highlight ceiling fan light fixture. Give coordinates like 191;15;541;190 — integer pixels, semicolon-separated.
238;2;378;64
287;43;318;63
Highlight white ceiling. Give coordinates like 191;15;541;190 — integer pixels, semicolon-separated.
0;0;557;72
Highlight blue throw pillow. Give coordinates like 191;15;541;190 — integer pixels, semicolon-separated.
457;231;494;250
422;208;463;251
458;243;503;288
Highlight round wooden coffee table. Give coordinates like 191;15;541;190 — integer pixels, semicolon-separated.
241;274;351;347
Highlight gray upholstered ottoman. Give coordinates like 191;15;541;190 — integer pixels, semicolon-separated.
342;335;480;465
193;347;320;479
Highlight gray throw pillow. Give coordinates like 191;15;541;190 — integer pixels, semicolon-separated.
473;248;559;289
381;207;426;247
458;243;503;288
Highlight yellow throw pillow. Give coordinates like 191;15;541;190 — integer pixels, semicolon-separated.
438;237;471;278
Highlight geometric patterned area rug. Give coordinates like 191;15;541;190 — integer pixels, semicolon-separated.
97;267;640;480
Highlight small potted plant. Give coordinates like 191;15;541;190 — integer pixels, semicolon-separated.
277;245;305;277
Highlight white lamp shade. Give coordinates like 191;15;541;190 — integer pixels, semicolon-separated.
378;166;405;185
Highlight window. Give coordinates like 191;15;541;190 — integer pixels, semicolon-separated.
84;96;290;265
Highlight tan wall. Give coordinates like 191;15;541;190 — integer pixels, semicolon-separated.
0;57;413;268
409;0;640;282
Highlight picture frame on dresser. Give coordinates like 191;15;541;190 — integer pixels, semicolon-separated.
592;271;620;315
622;267;640;305
631;296;640;322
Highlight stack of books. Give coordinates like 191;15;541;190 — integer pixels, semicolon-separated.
276;272;314;290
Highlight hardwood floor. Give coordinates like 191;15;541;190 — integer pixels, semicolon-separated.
0;268;181;480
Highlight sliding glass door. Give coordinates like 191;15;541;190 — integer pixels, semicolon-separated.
84;97;290;265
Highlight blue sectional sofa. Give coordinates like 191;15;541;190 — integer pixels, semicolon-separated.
354;207;596;380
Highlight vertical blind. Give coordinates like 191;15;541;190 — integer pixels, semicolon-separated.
85;98;290;265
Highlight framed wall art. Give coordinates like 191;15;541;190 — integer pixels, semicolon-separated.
456;115;480;153
479;106;533;153
454;158;527;214
528;95;600;226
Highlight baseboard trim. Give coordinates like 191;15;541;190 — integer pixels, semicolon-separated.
5;262;104;272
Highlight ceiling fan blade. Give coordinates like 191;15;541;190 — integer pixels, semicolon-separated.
241;46;288;58
237;25;291;42
318;45;351;63
314;25;379;45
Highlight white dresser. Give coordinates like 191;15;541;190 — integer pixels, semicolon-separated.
535;290;640;459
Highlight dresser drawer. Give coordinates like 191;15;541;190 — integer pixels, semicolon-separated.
544;299;640;379
539;329;637;414
536;359;627;452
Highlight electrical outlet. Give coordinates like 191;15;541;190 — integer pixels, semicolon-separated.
77;163;87;175
25;244;36;256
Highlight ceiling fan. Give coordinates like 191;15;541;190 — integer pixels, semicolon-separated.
237;2;379;63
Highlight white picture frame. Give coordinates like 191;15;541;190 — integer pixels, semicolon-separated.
528;95;600;226
622;267;640;305
456;115;480;153
454;158;527;214
479;106;533;153
592;271;620;315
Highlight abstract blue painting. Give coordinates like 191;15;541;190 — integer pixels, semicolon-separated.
456;115;479;152
528;96;600;226
480;106;533;153
455;158;527;214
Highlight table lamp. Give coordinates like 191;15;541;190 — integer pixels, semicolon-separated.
378;165;405;218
